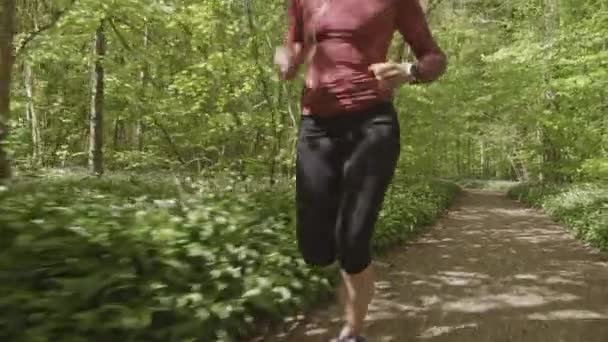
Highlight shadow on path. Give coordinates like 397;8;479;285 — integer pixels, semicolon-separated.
268;190;608;342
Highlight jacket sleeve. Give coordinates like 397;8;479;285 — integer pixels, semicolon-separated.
395;0;447;82
285;0;303;45
281;0;305;79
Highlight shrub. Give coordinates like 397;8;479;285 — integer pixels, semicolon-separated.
0;175;459;341
458;179;519;192
507;182;608;251
580;158;608;183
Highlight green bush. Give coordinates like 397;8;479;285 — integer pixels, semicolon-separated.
457;179;519;191
0;175;459;341
580;158;608;183
374;180;460;252
507;182;608;250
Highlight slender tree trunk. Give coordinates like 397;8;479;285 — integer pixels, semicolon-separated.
466;136;472;177
134;20;149;151
602;40;608;157
244;0;278;185
89;22;105;175
0;0;16;179
539;0;559;182
507;155;522;181
456;135;462;176
113;118;125;151
603;90;608;156
479;140;490;178
25;61;42;165
153;119;185;165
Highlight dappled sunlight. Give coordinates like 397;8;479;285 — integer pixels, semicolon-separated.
441;286;580;313
418;323;479;339
528;309;608;320
367;298;425;320
514;274;539;280
543;276;586;286
410;279;443;290
429;271;490;287
267;191;608;341
303;327;331;337
489;208;538;217
417;295;442;307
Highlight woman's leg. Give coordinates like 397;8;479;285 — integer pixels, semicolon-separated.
337;105;401;338
295;117;342;268
338;265;376;338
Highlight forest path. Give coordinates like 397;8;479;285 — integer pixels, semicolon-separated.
268;190;608;342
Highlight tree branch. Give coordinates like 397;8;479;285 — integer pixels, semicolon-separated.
107;18;133;52
152;119;186;165
16;0;78;57
109;15;164;46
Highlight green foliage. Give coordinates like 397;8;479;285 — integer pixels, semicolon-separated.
580;158;608;182
3;0;604;340
374;179;460;252
9;0;607;183
507;182;608;250
456;179;520;191
0;175;458;341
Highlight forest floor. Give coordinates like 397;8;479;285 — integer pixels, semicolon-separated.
265;190;608;342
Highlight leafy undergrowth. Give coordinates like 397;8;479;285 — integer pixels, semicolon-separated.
457;179;520;192
507;182;608;251
0;174;459;341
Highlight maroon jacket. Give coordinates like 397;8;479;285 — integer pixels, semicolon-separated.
283;0;446;116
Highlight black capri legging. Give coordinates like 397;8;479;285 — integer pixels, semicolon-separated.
295;101;401;275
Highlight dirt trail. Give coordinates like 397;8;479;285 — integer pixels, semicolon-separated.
268;190;608;342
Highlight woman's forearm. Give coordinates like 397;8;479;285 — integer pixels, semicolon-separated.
414;49;447;83
396;0;447;83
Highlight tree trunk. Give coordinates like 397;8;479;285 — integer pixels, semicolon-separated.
456;135;462;176
153;119;185;165
507;155;522;181
539;0;559;182
89;22;105;175
244;0;278;185
479;140;491;178
113;118;125;151
134;20;149;151
25;61;42;165
466;136;472;177
0;0;16;179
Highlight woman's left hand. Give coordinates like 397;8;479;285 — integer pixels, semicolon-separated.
369;62;416;91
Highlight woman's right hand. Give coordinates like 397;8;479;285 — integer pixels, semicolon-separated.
369;62;416;91
274;43;302;80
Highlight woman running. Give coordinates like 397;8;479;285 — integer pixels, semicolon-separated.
275;0;446;340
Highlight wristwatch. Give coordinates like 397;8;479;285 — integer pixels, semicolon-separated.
408;63;420;83
400;62;420;83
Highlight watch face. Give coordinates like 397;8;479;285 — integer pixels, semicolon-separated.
410;64;420;79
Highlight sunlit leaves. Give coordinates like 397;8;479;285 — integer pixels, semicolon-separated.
8;0;607;180
508;182;608;249
0;174;458;341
